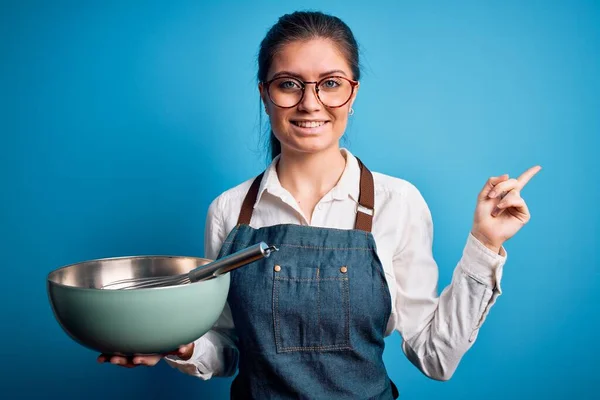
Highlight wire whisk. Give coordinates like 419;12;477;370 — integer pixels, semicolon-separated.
101;242;278;290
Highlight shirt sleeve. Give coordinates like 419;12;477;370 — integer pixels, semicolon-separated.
393;184;507;381
163;195;240;379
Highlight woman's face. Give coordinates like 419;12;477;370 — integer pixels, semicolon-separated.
260;38;359;156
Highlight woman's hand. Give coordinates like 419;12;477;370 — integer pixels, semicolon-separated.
471;165;542;253
96;343;195;368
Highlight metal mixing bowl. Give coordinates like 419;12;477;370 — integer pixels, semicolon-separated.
47;255;230;356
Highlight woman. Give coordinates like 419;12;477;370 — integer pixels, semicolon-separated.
99;11;541;399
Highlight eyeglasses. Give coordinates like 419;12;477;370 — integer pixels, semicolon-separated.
262;75;359;108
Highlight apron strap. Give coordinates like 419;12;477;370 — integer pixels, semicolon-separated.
237;157;375;232
355;157;375;233
237;172;265;226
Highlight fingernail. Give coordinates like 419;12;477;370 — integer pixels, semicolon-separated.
133;358;142;365
489;191;497;198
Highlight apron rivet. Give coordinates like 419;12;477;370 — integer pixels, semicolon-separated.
274;265;281;272
340;266;348;273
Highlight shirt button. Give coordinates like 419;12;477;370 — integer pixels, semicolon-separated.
340;266;348;273
274;265;281;272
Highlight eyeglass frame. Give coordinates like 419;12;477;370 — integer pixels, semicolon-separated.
261;75;359;109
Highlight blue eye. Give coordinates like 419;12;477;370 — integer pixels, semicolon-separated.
321;79;341;89
278;80;301;90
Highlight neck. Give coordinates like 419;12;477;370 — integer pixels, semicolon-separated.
276;146;346;200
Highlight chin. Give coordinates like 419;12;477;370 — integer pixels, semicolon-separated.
282;137;341;155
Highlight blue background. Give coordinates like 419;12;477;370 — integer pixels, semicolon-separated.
1;0;598;399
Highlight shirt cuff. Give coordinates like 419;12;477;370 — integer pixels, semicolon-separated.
460;232;507;291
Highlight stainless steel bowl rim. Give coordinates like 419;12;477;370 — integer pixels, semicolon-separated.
47;254;219;291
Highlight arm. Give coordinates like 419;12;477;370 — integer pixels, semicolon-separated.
164;196;240;379
394;184;506;381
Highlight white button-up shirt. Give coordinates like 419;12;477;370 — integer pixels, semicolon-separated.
166;148;507;381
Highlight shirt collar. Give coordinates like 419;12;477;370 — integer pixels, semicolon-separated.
253;148;362;209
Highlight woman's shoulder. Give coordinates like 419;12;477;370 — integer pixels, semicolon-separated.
349;149;425;204
207;176;256;215
368;170;432;226
371;170;426;204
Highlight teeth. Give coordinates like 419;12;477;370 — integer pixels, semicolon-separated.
293;121;326;128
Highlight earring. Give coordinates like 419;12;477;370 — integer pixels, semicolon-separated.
349;108;354;116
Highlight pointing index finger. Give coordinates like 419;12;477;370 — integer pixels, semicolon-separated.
517;165;542;189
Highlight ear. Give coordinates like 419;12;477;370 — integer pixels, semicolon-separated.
348;81;360;111
258;82;270;115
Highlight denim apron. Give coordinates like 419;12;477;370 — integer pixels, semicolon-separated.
218;159;399;399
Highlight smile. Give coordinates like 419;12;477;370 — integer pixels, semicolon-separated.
291;121;328;128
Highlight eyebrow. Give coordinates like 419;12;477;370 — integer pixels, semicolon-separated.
270;69;349;80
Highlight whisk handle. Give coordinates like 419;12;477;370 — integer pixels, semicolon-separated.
188;242;277;283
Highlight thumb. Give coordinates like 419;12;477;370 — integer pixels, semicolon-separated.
180;343;195;359
166;343;195;360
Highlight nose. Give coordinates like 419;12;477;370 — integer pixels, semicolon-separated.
297;83;322;112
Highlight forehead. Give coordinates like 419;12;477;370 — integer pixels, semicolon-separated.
268;38;352;79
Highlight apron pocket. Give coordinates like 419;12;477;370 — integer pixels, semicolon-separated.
273;264;351;353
